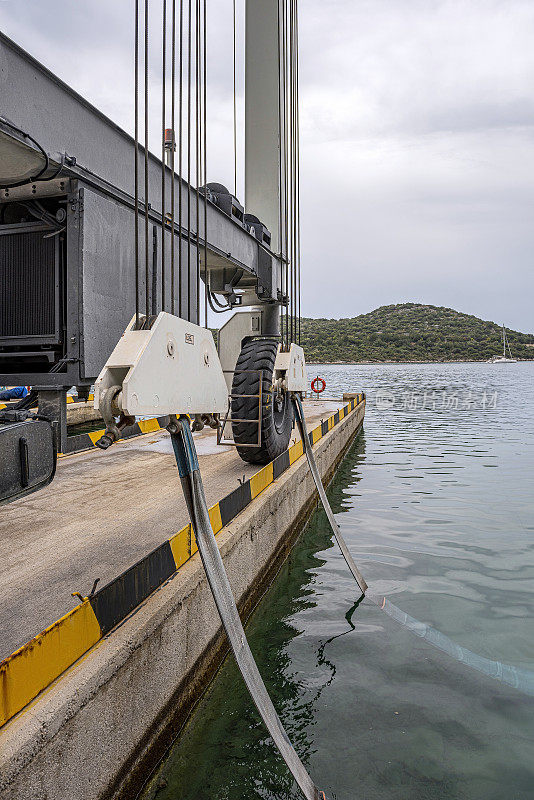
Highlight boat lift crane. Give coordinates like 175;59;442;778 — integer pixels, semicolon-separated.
0;5;366;797
0;0;303;464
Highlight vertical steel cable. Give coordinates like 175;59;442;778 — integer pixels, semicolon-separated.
288;0;293;345
289;0;294;346
293;0;298;346
291;0;300;346
170;0;176;315
295;0;301;344
283;0;289;349
288;0;295;342
195;0;201;323
178;0;184;317
161;0;167;313
152;224;158;315
233;0;237;197
134;0;140;327
187;0;192;321
203;0;208;329
144;0;150;323
292;0;295;345
276;0;284;347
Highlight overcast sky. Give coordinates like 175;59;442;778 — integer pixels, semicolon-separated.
1;0;533;331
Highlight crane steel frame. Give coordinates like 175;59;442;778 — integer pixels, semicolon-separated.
0;1;290;451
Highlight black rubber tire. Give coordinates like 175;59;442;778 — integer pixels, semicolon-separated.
231;338;294;464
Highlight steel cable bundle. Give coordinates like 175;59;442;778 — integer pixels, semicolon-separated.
133;0;208;328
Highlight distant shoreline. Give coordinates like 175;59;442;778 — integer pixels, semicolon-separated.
307;360;533;365
298;304;534;363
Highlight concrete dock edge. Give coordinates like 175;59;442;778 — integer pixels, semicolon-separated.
0;400;365;800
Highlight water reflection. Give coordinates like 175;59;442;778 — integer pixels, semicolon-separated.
141;483;349;800
141;364;534;800
314;596;364;703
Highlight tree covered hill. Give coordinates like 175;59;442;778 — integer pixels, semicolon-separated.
299;303;534;363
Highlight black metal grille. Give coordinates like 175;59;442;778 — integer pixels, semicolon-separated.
0;229;58;340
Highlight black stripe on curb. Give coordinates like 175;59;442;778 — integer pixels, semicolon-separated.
63;417;168;455
64;432;96;454
273;448;291;480
0;398;366;730
88;398;363;638
90;541;176;635
64;421;144;455
219;481;253;527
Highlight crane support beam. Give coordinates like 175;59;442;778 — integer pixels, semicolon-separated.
0;31;283;390
245;0;285;337
0;32;277;282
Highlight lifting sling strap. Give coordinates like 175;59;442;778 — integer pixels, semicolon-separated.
169;416;324;800
292;394;367;596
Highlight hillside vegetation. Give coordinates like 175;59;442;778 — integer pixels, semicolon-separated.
299;304;534;363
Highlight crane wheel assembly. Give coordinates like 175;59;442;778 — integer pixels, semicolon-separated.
231;337;294;464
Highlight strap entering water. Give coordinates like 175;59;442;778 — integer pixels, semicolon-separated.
370;594;534;697
292;394;367;595
169;416;323;800
292;396;534;696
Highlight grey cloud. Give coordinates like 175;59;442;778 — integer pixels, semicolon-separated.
1;0;533;330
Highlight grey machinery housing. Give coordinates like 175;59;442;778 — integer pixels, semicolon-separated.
0;33;282;445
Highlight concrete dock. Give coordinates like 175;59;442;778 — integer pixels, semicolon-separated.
0;396;365;800
1;399;342;660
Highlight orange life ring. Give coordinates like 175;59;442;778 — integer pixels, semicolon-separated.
311;376;326;394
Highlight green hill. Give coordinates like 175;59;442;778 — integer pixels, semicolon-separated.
299;303;534;363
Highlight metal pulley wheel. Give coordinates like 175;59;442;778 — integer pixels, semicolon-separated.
231;338;294;464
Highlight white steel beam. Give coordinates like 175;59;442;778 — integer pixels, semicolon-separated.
245;0;285;257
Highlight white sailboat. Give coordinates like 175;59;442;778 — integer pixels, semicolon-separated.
487;325;517;363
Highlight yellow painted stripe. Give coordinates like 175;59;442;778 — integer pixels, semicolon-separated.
288;440;303;464
209;503;223;534
250;463;274;497
87;428;105;445
312;426;321;445
138;418;162;434
169;507;218;569
168;400;360;574
169;524;191;569
0;394;96;413
86;420;156;447
0;601;101;727
1;397;362;727
67;393;94;404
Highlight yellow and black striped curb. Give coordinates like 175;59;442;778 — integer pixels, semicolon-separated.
0;395;365;728
0;394;165;456
62;416;166;455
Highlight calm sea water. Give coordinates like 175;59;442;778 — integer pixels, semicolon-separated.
141;363;534;800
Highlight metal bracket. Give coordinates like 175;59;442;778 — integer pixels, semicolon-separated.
217;369;263;448
274;343;307;393
94;312;228;421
